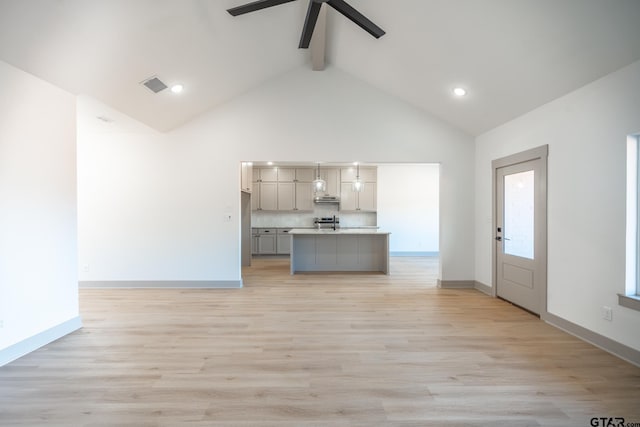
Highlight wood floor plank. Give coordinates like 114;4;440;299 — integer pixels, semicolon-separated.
1;256;639;426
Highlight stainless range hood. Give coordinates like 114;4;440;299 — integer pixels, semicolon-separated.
314;195;340;204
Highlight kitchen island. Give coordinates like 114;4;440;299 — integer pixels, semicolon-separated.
289;229;390;275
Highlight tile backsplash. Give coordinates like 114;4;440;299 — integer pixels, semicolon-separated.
252;204;376;228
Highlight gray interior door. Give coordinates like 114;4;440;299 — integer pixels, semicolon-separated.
495;156;547;315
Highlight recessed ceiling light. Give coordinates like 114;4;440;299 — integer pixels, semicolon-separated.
170;84;184;94
267;161;273;166
453;87;467;97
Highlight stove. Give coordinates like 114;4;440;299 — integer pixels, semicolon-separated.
314;216;340;230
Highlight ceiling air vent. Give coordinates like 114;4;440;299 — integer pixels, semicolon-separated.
141;76;168;93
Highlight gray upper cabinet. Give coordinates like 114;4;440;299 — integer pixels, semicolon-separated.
340;183;357;211
277;168;295;182
295;168;315;182
251;182;260;211
252;166;316;211
294;168;315;211
340;166;376;182
295;182;314;211
357;182;377;211
256;167;278;182
277;182;295;211
259;182;278;211
339;167;377;211
318;168;339;197
251;165;376;211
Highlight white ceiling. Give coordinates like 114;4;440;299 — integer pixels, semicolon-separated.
1;0;639;135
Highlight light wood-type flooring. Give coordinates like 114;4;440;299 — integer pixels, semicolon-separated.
1;257;639;426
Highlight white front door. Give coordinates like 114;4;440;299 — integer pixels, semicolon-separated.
493;146;548;315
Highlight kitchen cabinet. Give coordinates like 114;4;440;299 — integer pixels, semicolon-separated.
252;231;259;254
295;168;315;182
295;183;314;211
316;167;339;197
240;162;252;193
250;165;375;211
276;229;292;254
254;228;277;254
340;182;377;211
289;229;390;274
251;182;260;211
277;182;295;211
277;168;295;182
357;182;377;211
340;167;377;211
252;181;296;212
260;183;278;211
254;167;278;182
258;182;277;211
294;168;313;211
254;166;299;182
340;166;376;182
253;166;314;211
340;183;357;211
252;228;289;255
259;234;277;254
255;183;300;212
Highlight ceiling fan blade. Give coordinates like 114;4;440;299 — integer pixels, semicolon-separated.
326;0;385;39
227;0;297;16
298;1;323;48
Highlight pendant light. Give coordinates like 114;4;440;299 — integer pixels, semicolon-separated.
352;163;364;192
312;163;326;193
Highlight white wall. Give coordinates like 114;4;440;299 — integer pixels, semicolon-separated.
77;97;240;283
377;164;439;253
78;66;475;283
0;60;79;356
475;60;640;351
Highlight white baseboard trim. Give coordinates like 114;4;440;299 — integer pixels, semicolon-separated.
79;280;243;289
437;279;475;289
438;280;493;296
474;281;493;296
390;251;439;257
0;316;82;367
544;312;640;368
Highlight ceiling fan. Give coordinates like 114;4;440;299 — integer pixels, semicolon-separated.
227;0;385;48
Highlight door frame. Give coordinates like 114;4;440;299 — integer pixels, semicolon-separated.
491;145;548;318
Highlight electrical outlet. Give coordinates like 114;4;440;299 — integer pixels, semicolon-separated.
223;214;232;222
601;306;613;321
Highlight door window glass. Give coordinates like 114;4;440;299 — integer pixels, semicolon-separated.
504;170;534;259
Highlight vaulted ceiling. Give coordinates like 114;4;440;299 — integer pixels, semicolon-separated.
1;0;639;135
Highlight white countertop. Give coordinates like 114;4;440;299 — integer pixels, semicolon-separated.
288;228;390;235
